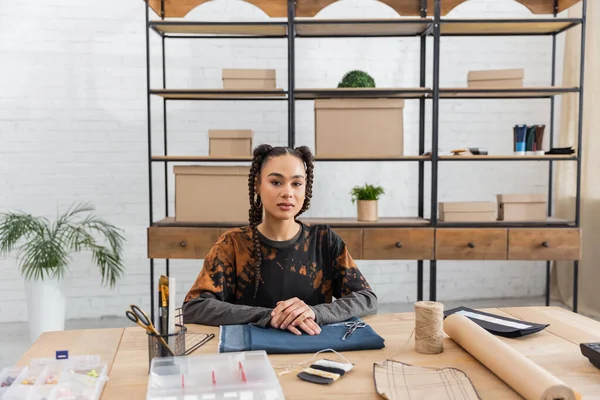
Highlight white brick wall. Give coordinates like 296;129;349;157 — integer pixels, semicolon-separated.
0;0;569;322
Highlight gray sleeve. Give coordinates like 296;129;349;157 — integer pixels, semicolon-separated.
182;293;274;328
309;288;378;325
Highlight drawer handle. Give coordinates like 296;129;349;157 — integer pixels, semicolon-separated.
467;242;476;248
179;241;187;248
541;241;550;248
395;242;403;248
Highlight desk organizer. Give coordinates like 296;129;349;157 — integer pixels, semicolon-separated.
146;350;284;400
0;355;107;400
147;324;187;366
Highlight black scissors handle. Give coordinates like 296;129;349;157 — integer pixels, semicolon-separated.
129;304;152;326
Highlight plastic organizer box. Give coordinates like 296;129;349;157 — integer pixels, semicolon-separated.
0;355;108;400
147;350;284;400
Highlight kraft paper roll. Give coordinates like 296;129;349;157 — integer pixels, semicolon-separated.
444;314;579;400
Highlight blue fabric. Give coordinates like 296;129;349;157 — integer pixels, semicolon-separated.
218;317;385;354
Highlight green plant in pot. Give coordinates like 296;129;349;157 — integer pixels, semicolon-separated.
337;70;376;88
350;183;385;222
0;202;125;343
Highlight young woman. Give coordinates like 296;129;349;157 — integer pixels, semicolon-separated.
182;144;377;336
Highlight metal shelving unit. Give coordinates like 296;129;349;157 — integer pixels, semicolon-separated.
142;0;587;322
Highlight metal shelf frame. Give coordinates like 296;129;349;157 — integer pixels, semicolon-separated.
143;0;587;323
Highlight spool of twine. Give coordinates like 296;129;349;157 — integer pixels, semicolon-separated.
414;301;444;354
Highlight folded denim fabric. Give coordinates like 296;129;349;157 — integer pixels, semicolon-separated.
218;317;385;354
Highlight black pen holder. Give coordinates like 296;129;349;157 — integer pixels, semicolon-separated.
147;324;187;366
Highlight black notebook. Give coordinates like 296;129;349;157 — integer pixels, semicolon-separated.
444;306;549;338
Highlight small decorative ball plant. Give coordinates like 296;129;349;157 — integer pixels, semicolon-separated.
350;183;385;204
337;70;376;88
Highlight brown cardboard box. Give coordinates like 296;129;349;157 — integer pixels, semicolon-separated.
314;98;404;158
497;193;546;221
209;130;253;157
174;165;249;223
439;201;497;222
467;68;524;88
222;68;276;89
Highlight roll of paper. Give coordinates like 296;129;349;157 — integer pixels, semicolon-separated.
444;314;579;400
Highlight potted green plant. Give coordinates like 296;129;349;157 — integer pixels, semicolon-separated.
350;183;385;221
0;202;125;343
337;70;376;88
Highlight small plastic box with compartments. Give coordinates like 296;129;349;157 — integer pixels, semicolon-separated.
147;350;285;400
0;354;108;400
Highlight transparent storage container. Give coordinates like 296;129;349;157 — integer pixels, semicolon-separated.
0;367;25;398
0;355;107;400
147;351;285;400
3;365;46;400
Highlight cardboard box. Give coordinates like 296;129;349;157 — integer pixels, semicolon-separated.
497;193;546;221
467;68;524;88
209;130;253;157
314;98;404;158
439;201;497;222
174;165;249;223
222;68;276;89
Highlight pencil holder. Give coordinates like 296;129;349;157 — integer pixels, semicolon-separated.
147;324;187;367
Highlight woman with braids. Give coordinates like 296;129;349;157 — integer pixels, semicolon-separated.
182;144;377;336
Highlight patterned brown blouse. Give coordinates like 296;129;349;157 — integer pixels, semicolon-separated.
184;222;373;310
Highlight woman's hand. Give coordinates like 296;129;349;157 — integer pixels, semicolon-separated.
270;297;321;335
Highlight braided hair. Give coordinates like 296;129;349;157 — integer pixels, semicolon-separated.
247;144;315;298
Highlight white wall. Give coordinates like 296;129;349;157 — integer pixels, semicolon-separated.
0;0;569;322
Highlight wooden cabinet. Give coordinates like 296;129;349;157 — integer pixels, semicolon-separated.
146;225;582;262
507;228;581;260
435;228;507;260
333;228;363;259
363;228;434;260
147;227;220;259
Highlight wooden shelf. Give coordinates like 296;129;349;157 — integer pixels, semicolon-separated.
152;156;253;162
152;155;430;162
300;217;430;227
295;87;430;99
152;216;574;229
437;217;575;227
144;0;582;19
149;87;576;100
151;155;577;162
439;18;582;36
438;154;577;161
148;18;580;38
315;155;430;161
152;216;430;228
439;86;579;98
150;89;287;100
294;18;432;37
149;20;287;37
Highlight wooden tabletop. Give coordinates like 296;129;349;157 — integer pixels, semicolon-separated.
17;306;600;399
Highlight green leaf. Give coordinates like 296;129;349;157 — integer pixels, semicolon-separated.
0;202;126;288
350;183;385;203
338;70;376;88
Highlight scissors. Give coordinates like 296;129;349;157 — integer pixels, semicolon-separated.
125;304;176;356
342;321;366;341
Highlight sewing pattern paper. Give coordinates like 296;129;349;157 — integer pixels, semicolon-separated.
373;360;481;400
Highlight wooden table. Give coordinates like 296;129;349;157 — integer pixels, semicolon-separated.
16;307;600;399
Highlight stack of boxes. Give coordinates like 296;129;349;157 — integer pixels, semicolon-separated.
438;193;546;222
173;69;278;223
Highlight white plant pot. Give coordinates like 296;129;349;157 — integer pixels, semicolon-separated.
24;277;67;344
